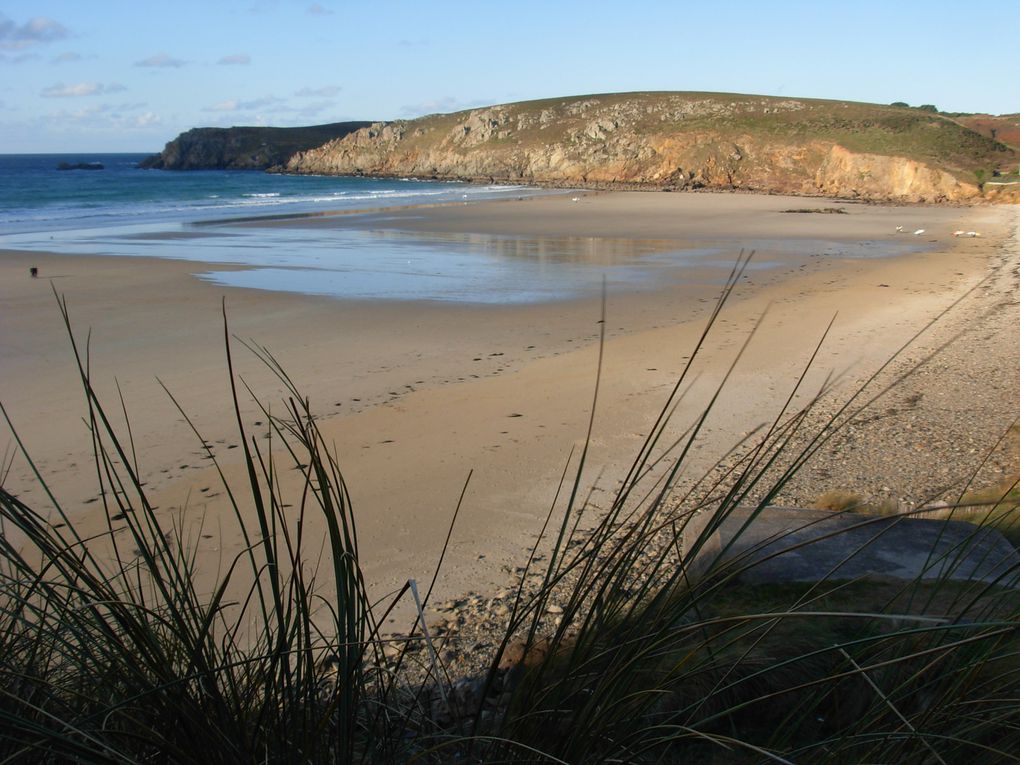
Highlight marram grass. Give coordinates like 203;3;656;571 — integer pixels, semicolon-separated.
2;272;1020;764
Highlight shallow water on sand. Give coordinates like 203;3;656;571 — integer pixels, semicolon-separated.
2;215;929;305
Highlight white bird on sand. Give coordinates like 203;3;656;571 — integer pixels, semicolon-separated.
966;231;981;237
895;226;905;232
571;196;580;202
913;229;925;236
953;230;966;237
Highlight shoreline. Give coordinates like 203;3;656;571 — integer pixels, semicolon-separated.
2;191;1015;623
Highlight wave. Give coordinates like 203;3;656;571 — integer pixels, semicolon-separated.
0;174;545;235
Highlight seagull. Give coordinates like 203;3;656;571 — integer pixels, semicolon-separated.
913;229;925;236
953;230;966;237
571;197;580;202
895;226;905;232
966;231;981;237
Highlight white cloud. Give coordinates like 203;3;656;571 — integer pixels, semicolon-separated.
0;14;68;50
41;81;127;98
0;51;39;63
295;101;333;117
400;96;492;117
133;111;161;128
307;3;332;15
204;95;285;112
295;85;341;98
51;51;82;63
44;101;162;131
135;52;187;68
217;53;251;65
207;99;239;112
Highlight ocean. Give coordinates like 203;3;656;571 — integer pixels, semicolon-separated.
0;153;534;235
0;153;614;303
0;154;923;304
1;153;712;304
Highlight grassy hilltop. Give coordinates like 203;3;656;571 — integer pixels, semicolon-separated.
283;92;1016;202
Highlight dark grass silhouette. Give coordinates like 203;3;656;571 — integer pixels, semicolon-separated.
3;264;1020;763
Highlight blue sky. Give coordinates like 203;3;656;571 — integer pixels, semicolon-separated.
1;0;1016;153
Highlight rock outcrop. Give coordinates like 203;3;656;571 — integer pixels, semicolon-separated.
56;162;104;171
283;93;1014;203
140;121;372;170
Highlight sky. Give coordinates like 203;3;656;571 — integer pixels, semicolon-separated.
1;0;1016;153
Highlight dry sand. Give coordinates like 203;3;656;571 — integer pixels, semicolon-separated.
1;192;1014;623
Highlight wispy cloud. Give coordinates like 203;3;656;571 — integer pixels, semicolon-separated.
307;3;333;15
0;51;39;63
0;14;68;50
41;81;127;98
294;101;334;117
295;85;341;98
204;95;286;112
133;111;161;128
134;52;187;68
400;96;491;117
46;102;162;130
206;99;240;112
51;51;82;63
217;53;251;65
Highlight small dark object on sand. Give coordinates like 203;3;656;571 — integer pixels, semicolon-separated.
781;207;848;214
30;267;38;278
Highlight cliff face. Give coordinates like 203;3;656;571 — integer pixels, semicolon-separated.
141;122;372;170
284;94;1014;202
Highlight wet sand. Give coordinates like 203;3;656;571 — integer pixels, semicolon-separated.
0;191;1009;621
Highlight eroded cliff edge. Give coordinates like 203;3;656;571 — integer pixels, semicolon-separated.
283;93;1014;202
141;121;373;170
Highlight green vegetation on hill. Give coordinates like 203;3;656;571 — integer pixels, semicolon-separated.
954;113;1020;151
283;91;1016;202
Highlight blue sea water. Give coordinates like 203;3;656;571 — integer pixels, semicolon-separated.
1;153;706;303
0;153;531;234
0;154;923;304
1;153;612;303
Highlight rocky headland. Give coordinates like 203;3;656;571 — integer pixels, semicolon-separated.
140;121;372;170
281;92;1016;203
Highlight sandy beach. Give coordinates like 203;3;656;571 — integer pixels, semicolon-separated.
2;191;1016;621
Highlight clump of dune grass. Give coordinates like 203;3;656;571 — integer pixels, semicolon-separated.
3;262;1020;763
812;488;866;512
831;424;1020;547
813;489;900;515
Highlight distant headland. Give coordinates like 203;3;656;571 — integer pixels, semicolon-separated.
139;121;372;170
145;92;1020;203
